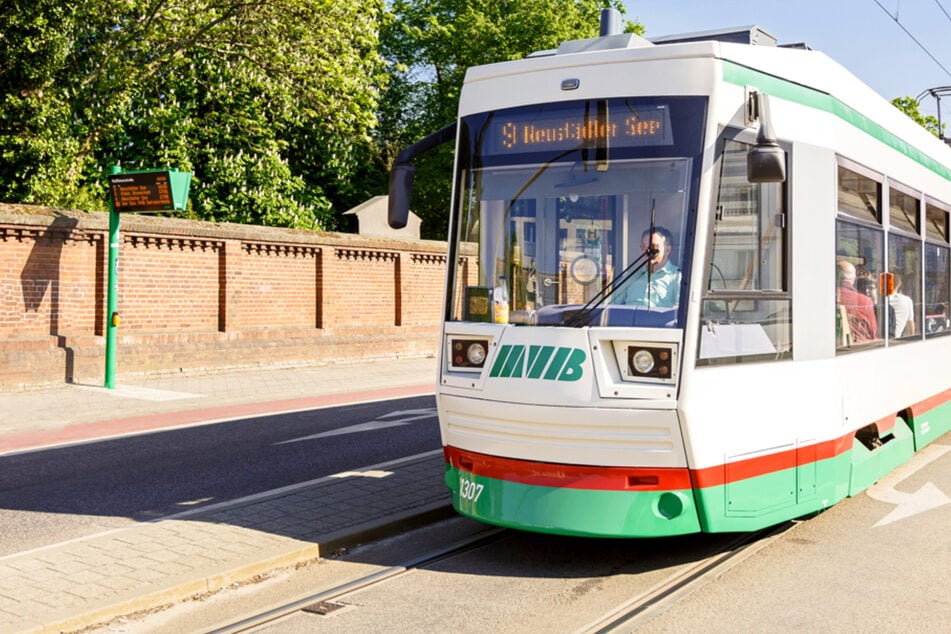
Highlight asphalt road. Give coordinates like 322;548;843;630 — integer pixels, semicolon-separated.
0;394;439;555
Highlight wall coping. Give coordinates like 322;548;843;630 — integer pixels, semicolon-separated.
0;203;447;253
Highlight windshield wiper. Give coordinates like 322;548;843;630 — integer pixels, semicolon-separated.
565;246;657;327
566;201;658;327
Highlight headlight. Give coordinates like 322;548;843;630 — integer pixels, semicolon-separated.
449;338;490;370
466;342;487;365
631;349;655;373
626;345;674;380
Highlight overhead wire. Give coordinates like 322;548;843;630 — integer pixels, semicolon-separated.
871;0;951;78
933;0;951;24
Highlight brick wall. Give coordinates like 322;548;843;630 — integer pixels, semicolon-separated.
0;203;447;389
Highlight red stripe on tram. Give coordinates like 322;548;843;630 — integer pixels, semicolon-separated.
444;446;693;491
444;387;951;492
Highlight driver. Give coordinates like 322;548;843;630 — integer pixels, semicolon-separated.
613;226;681;308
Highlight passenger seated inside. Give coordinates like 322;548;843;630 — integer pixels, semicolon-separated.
612;226;681;308
887;271;915;337
836;260;878;343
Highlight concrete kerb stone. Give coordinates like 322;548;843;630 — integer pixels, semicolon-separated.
317;500;456;557
10;500;454;634
28;539;322;634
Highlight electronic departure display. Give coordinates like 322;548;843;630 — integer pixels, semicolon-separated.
109;171;175;212
486;104;674;155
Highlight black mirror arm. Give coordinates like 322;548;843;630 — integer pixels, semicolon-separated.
747;92;787;184
387;123;458;229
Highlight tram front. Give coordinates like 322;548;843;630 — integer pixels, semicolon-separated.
424;96;710;537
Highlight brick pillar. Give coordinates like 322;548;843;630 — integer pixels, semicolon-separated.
395;252;404;326
218;239;240;332
319;247;335;329
315;247;324;329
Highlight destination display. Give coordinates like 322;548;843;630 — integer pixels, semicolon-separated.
487;103;674;155
109;171;176;212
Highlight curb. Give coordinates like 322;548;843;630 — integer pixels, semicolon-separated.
35;501;453;634
35;543;322;634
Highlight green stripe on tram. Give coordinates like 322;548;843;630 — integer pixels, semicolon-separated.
912;396;951;449
682;449;854;533
445;465;701;537
722;61;951;182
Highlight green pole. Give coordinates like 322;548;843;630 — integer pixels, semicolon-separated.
105;165;121;389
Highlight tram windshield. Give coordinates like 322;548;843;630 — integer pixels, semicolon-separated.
448;96;707;328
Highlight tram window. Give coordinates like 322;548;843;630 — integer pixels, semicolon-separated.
699;138;790;365
835;160;885;352
925;201;949;242
707;140;785;293
924;244;950;337
924;200;950;337
889;186;919;234
836;220;885;350
887;233;921;341
838;165;881;224
886;185;922;342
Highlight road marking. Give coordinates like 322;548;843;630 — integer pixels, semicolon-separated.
329;470;394;479
379;408;438;418
866;443;951;527
176;496;215;507
274;408;437;445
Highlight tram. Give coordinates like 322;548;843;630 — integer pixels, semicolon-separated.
388;10;951;536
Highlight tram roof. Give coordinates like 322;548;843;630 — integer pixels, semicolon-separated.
465;25;951;167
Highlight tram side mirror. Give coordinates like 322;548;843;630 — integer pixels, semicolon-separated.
387;123;458;229
388;163;416;230
746;91;786;183
748;139;786;183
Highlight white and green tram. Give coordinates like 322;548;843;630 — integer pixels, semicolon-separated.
389;10;951;537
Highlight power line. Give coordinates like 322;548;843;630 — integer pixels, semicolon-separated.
934;0;951;24
872;0;951;78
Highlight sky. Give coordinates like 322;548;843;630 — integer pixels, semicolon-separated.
623;0;951;120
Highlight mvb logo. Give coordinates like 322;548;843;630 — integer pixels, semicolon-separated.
489;345;586;382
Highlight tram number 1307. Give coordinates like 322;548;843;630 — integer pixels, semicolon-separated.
459;474;484;503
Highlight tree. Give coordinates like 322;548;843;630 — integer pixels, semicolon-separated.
0;0;386;229
891;96;944;138
379;1;641;239
0;2;85;206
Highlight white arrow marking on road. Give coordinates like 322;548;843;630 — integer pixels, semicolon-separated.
274;409;437;445
329;470;393;479
866;443;951;527
378;409;438;418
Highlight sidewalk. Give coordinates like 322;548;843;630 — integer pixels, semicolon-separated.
0;357;449;634
0;357;438;453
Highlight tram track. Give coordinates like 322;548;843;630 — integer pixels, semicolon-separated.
200;518;797;634
576;521;797;633
200;527;510;634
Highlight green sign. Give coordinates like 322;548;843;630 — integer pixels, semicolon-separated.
108;169;191;212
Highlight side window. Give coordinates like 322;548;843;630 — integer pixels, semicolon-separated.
698;138;790;364
836;162;885;351
887;185;921;342
924;200;950;337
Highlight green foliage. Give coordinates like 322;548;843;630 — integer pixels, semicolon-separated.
379;1;641;239
0;0;386;229
1;1;645;235
891;96;944;138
